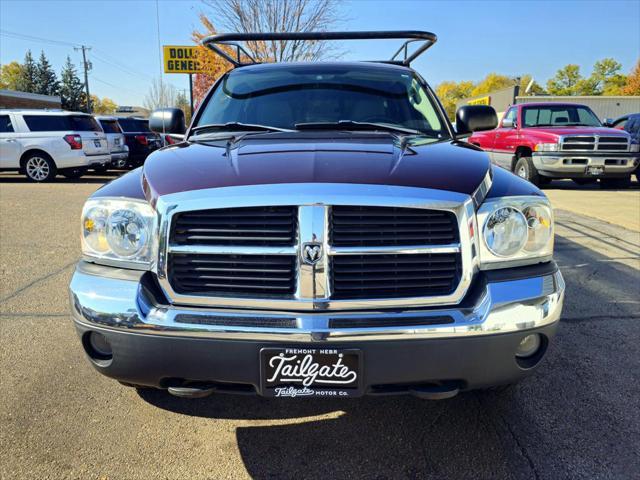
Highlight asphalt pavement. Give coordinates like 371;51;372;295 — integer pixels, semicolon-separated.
1;172;639;479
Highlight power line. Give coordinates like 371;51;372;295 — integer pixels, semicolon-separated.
0;29;81;48
93;77;146;97
92;49;154;81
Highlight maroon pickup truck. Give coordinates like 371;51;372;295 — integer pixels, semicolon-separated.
468;102;639;188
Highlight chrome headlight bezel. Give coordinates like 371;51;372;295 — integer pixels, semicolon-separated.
81;197;157;270
477;196;554;270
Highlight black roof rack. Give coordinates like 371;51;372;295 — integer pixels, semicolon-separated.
201;31;437;68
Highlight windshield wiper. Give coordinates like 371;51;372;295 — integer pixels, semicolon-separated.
191;122;293;135
294;120;423;135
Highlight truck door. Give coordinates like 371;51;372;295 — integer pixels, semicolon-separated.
0;114;21;168
492;107;518;169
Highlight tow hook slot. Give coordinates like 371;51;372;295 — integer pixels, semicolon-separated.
168;386;216;399
409;383;460;400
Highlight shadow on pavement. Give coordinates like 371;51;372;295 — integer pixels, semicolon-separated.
138;230;639;478
0;171;121;184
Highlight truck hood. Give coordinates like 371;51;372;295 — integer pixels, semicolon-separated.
141;132;490;202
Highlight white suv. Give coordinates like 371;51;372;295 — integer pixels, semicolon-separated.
0;109;110;182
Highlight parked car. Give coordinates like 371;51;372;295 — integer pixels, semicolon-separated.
95;116;129;170
608;113;640;181
69;31;565;400
0;109;109;181
115;117;161;167
468;102;639;188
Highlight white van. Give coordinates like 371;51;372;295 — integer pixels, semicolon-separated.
0;109;110;182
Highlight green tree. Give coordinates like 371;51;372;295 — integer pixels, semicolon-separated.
59;56;86;111
0;61;24;90
175;91;192;124
547;64;582;95
35;51;59;96
17;50;38;93
591;58;626;95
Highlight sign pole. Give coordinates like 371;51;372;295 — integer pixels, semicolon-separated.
189;73;194;118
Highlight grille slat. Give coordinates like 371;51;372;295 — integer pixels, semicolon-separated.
331;253;461;299
171;206;297;246
330;206;458;247
169;253;296;297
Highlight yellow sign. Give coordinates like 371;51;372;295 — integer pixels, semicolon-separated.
468;96;491;106
163;45;202;74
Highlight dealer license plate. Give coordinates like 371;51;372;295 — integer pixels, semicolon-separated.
586;165;604;176
261;348;361;398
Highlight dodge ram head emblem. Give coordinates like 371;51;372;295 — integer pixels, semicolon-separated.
302;243;323;265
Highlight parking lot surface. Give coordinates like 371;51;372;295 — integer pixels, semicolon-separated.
1;173;639;479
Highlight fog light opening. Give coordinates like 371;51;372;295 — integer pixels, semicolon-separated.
83;332;113;366
516;334;541;358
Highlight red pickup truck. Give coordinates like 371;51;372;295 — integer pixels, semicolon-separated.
468;102;639;188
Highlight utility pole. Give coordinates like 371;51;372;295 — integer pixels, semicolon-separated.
74;45;92;113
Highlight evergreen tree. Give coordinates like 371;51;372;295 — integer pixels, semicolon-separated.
35;51;59;96
17;50;38;93
59;56;85;111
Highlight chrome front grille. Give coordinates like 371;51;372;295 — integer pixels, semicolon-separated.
169;253;296;297
331;253;461;299
157;184;474;311
330;206;458;246
171;206;297;246
560;135;629;152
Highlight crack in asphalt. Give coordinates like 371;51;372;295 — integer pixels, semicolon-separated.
0;261;76;303
475;393;540;480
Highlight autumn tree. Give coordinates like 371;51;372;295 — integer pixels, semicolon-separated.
91;95;117;114
436;80;474;120
17;50;38;93
622;60;640;95
0;61;24;90
471;73;513;97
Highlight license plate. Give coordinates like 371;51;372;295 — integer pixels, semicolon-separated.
114;138;120;146
261;348;361;397
586;165;604;176
94;140;101;147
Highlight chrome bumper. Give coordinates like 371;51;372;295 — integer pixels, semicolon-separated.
110;151;128;161
532;152;638;175
69;261;565;342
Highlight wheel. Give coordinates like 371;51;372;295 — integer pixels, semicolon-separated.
600;177;631;189
61;167;87;179
514;156;540;186
572;178;597;186
23;152;57;182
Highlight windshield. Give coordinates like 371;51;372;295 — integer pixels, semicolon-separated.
99;120;121;134
522;105;602;128
118;118;150;132
195;65;447;137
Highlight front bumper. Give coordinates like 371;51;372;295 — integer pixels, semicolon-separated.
533;152;639;178
69;261;565;395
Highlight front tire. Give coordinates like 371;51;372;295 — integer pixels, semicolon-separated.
514;157;541;186
23;152;57;182
600;177;631;189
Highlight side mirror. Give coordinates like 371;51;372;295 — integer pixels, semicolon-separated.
602;118;614;128
455;105;498;136
502;118;515;129
149;108;186;135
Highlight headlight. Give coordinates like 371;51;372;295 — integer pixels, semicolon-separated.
81;198;156;268
630;143;639;153
477;196;553;269
534;143;559;152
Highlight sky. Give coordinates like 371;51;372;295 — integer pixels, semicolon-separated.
1;0;639;106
